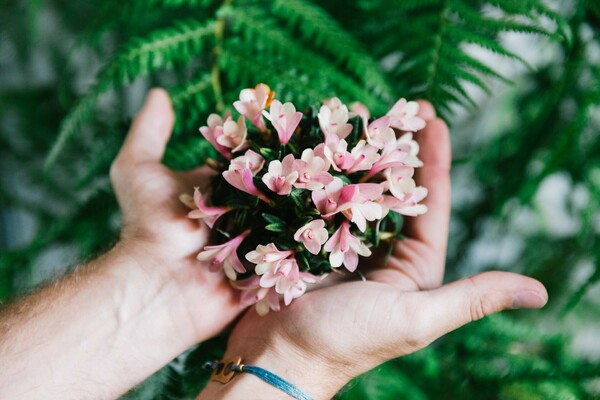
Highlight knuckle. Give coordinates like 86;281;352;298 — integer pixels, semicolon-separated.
469;293;499;322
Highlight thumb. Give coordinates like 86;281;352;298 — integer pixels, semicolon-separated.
400;271;547;350
119;88;175;164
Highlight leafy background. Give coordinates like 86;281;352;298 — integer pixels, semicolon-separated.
1;0;600;398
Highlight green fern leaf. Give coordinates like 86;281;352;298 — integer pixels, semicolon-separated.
271;0;394;100
46;19;216;170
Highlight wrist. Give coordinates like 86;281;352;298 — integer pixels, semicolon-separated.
198;331;352;399
101;240;200;348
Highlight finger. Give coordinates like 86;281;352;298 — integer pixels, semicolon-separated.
416;100;436;121
397;272;547;350
179;165;217;192
403;113;451;267
119;88;175;164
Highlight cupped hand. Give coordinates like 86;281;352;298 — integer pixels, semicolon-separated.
110;89;242;343
203;102;548;399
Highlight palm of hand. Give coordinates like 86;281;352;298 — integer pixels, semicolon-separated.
226;109;450;367
224;106;547;384
111;90;240;342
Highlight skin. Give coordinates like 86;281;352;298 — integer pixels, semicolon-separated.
0;89;242;399
0;90;547;400
197;101;548;399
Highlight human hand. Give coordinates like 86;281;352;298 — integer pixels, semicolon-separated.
109;89;242;344
197;102;548;399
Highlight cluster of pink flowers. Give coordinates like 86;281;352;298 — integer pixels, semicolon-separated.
182;84;428;316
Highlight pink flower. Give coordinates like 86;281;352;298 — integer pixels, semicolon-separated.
246;243;294;275
234;276;281;316
179;188;231;228
346;140;380;173
199;113;232;159
281;271;317;306
262;100;303;145
196;230;250;280
364;139;410;179
323;221;371;272
321;136;353;172
397;133;423;167
233;83;275;131
383;167;415;200
262;154;299;195
294;219;329;255
386;98;426;132
223;150;269;202
258;258;317;306
318;97;353;140
379;180;428;216
365;116;396;149
215;115;248;153
350;102;370;120
334;183;384;232
311;178;345;216
292;149;333;191
313;180;383;231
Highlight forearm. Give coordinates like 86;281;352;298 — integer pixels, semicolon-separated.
0;242;198;399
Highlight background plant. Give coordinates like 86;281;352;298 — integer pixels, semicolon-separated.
1;0;599;398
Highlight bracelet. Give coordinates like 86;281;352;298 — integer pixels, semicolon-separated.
203;356;314;400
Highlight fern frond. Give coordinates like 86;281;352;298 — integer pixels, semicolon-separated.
350;0;566;115
220;42;328;106
271;0;394;101
170;73;214;136
46;19;216;170
163;135;215;170
357;0;441;13
445;24;533;70
221;6;387;113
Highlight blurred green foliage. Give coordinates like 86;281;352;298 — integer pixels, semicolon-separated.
1;0;599;398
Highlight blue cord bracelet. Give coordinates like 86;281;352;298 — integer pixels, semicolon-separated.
203;358;314;400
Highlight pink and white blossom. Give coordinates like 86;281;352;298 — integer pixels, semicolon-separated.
365;139;410;179
246;243;294;275
323;221;371;272
262;154;299;195
350;102;370;120
262;100;303;145
179;188;231;228
311;178;345;216
313;180;383;231
346;140;380;173
196;230;250;280
199;113;232;159
294;219;329;255
397;133;423;167
235;276;281;316
318;97;353;140
292;149;333;190
333;183;384;232
215;115;248;153
379;179;428;216
365;116;396;149
257;258;317;306
386;98;426;132
234;83;275;131
383;167;415;200
223;150;269;201
321;136;353;172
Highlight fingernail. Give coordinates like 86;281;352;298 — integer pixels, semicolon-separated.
511;291;548;309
